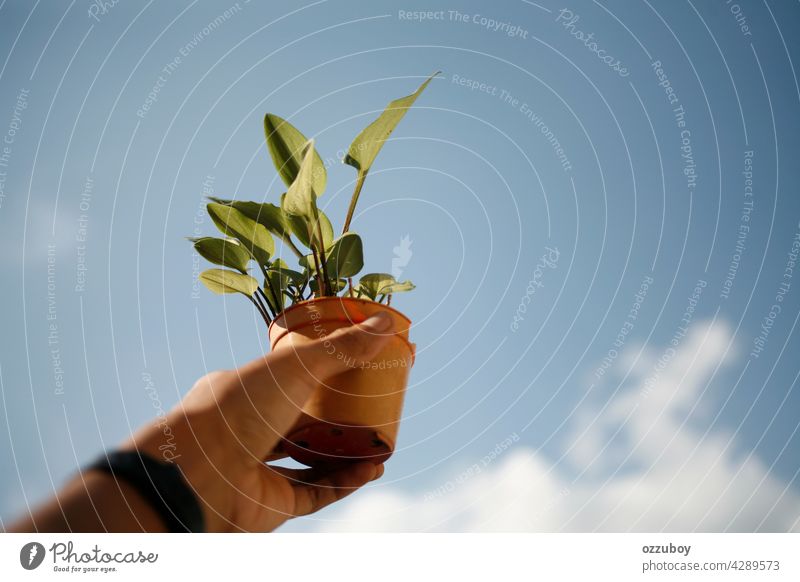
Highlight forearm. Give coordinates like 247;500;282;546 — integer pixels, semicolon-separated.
120;406;242;532
9;470;166;532
10;407;221;533
9;409;238;532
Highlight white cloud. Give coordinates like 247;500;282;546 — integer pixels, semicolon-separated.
315;320;800;532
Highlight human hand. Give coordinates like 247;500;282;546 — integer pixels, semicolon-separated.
121;311;395;532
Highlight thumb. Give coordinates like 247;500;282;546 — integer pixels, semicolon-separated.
290;311;395;380
229;312;396;460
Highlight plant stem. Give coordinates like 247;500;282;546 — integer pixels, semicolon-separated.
310;246;325;297
263;275;282;314
257;288;275;317
257;264;278;316
347;277;354;298
296;277;309;301
249;295;271;327
313;215;333;295
341;170;367;234
254;289;274;319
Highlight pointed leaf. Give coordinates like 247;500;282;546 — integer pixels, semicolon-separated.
282;198;334;250
344;72;439;173
264;114;326;196
379;280;415;295
207;203;274;265
281;141;330;254
208;198;289;238
199;269;259;296
282;141;318;218
191;237;250;273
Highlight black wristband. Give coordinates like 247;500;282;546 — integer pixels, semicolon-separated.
87;450;205;533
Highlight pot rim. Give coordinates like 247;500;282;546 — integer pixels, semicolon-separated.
268;296;412;335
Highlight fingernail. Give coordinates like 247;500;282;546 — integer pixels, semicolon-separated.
361;312;392;332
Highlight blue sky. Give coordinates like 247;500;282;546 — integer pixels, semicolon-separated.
1;0;799;531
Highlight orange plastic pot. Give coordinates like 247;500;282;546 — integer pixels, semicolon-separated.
268;297;415;467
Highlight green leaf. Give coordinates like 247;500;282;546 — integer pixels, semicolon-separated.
199;268;259;296
325;232;364;279
343;72;439;173
356;273;394;300
298;232;363;281
297;251;318;272
268;258;307;287
263;258;307;311
281;140;331;255
207;203;274;265
282;140;324;218
190;236;251;273
357;273;415;299
379;280;415;295
282;198;334;250
264;114;327;196
208;198;288;238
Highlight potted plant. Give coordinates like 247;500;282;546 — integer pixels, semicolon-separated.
189;73;437;466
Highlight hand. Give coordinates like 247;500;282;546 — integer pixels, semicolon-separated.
11;311;394;533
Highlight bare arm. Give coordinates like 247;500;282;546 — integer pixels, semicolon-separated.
9;312;392;533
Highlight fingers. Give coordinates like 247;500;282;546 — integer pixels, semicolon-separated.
222;313;395;461
238;311;393;395
290;462;383;517
289;311;395;379
266;463;384;484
